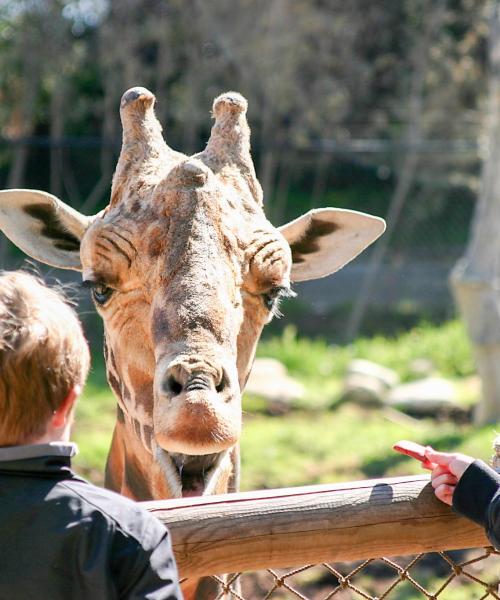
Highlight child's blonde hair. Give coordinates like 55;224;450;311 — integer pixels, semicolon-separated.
0;271;90;445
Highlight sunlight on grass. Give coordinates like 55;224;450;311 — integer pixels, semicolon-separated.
240;404;498;491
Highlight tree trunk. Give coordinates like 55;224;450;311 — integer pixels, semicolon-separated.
345;0;446;341
450;3;500;424
80;76;117;214
2;60;40;267
344;149;419;341
310;153;330;209
272;153;292;224
6;76;38;189
50;82;66;199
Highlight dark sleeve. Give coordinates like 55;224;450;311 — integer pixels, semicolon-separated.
452;459;500;550
113;518;183;600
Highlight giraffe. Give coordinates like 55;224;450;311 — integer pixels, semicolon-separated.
0;87;385;597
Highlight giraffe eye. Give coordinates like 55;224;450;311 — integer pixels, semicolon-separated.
91;283;114;305
262;291;278;311
262;286;292;311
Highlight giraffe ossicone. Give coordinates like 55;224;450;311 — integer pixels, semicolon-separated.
0;86;386;503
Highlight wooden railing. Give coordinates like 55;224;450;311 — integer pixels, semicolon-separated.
142;475;491;580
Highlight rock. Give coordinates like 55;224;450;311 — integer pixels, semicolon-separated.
245;358;305;411
342;359;399;405
386;377;460;416
408;358;435;378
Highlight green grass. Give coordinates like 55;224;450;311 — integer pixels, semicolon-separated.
72;357;115;485
257;320;475;383
242;319;498;490
240;404;497;491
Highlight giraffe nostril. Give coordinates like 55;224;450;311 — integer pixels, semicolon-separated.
185;375;212;392
161;361;230;397
165;376;182;396
215;371;228;394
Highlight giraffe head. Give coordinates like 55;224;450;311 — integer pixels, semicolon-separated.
0;87;385;498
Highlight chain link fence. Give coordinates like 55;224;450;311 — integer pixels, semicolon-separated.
187;548;500;599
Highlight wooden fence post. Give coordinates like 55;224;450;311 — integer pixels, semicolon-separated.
142;475;489;579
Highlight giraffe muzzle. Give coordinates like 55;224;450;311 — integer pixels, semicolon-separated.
153;354;241;457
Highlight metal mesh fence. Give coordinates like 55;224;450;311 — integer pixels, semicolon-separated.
193;548;500;599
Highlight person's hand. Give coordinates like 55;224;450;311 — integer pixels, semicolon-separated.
424;449;475;506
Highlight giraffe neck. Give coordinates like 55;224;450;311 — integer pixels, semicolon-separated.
105;416;172;500
103;336;154;454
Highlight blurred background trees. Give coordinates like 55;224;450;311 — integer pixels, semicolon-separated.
0;0;494;355
0;0;488;206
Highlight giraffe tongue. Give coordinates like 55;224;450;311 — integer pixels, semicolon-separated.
181;475;205;498
171;452;219;498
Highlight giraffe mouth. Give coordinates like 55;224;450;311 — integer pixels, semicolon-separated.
155;444;230;498
170;451;225;497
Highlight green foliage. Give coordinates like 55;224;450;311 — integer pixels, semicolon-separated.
258;320;475;383
256;325;338;379
346;320;475;380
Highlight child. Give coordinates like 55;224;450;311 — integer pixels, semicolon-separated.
0;271;182;599
426;446;500;550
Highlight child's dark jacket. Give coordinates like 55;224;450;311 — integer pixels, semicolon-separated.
0;443;182;600
453;459;500;550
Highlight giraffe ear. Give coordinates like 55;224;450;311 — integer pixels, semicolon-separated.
0;189;92;271
279;208;386;283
